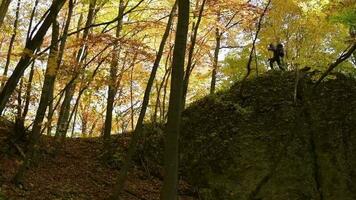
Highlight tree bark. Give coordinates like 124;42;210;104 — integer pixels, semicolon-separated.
0;0;67;114
26;0;39;42
161;0;190;198
56;0;96;139
13;18;60;184
22;0;39;121
160;45;173;122
70;104;78;137
102;0;125;160
1;0;21;88
22;61;35;120
129;60;135;130
108;2;177;199
47;0;74;136
154;49;173;123
162;68;171;122
182;0;206;108
30;19;60;150
240;0;271;96
0;0;12;28
16;78;23;119
210;11;221;94
315;43;356;87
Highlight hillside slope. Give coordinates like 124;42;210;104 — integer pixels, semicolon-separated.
0;125;192;200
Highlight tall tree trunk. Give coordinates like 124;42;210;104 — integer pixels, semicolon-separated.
161;50;173;122
13;18;60;184
153;82;160;123
22;0;39;121
56;0;95;139
1;0;21;88
162;68;171;122
16;78;23;119
102;0;125;160
26;0;39;42
0;37;4;53
55;83;75;138
70;104;78;138
109;2;177;199
0;0;12;28
154;56;172;123
0;0;67;114
153;46;173;123
210;12;221;94
64;57;105;138
161;0;189;198
240;0;271;95
22;61;35;119
47;90;54;135
81;111;88;137
182;0;206;108
129;62;134;130
47;0;74;136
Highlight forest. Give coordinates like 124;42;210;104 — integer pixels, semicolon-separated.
0;0;355;199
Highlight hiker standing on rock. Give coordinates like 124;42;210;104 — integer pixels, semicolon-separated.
268;43;285;71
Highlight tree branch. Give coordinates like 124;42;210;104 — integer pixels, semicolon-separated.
314;43;356;87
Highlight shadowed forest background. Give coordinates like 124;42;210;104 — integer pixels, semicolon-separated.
0;0;355;199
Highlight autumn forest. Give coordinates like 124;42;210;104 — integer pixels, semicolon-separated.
0;0;355;199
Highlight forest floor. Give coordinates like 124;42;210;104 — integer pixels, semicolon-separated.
0;122;193;200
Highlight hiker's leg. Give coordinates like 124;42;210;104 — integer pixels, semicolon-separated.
269;58;274;70
277;58;284;71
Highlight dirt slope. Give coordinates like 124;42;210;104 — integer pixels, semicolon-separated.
0;126;192;200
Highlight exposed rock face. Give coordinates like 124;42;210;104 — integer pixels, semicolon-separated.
176;71;356;199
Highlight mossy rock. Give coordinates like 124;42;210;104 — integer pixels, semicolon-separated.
139;71;356;200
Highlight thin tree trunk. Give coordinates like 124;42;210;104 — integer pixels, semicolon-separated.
16;78;23;119
102;0;125;160
153;81;160;123
81;111;88;137
130;63;134;130
0;0;67;114
240;0;271;95
26;0;39;42
0;0;12;28
315;43;356;87
182;0;206;107
1;0;21;88
57;0;74;67
64;57;105;138
161;45;173;122
22;61;35;120
154;61;171;123
109;2;177;199
162;69;171;122
161;0;189;198
70;104;78;138
0;37;4;53
13;18;60;184
56;0;95;139
22;0;39;121
47;0;74;136
47;90;54;135
254;47;259;76
210;11;221;94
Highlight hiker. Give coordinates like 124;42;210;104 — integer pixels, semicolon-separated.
268;43;285;70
